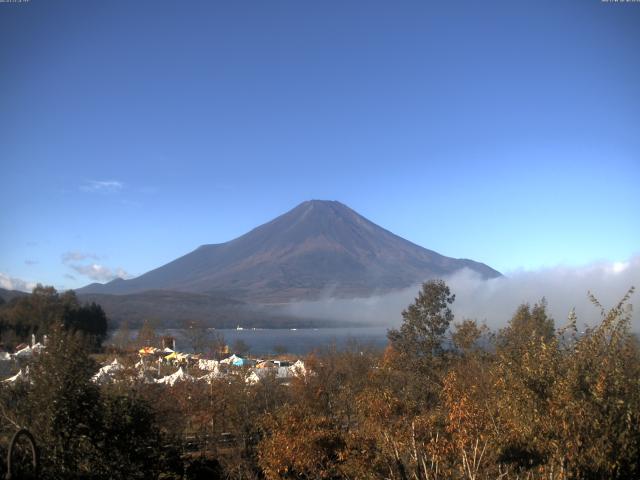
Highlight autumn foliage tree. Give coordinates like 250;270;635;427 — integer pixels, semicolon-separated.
1;281;638;479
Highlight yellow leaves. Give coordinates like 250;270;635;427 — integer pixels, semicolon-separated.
594;371;607;399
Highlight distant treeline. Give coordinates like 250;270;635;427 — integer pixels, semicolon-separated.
0;280;638;479
0;285;108;350
76;290;357;330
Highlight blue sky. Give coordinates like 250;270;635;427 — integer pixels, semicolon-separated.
1;0;639;292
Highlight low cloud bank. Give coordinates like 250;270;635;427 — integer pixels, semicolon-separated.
284;255;640;332
0;272;37;292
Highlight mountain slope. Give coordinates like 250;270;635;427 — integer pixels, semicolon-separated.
77;200;500;302
0;288;29;303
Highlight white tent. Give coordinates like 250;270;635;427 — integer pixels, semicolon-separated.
245;371;262;385
13;345;32;360
245;371;260;385
156;367;193;386
103;358;123;372
198;367;223;383
219;354;241;365
220;353;240;365
198;359;219;371
92;358;124;384
245;368;272;385
289;360;306;376
3;367;29;384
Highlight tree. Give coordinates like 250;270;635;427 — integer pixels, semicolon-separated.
497;299;554;356
26;328;102;477
1;285;62;342
387;279;455;363
10;327;169;478
61;292;108;350
209;331;228;359
112;319;132;352
451;319;487;353
182;319;209;353
136;319;159;348
232;339;250;356
0;286;109;350
30;285;62;333
92;393;163;479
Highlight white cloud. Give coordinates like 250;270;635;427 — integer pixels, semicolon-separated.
0;273;37;292
62;251;130;283
611;261;629;274
68;263;131;282
80;180;124;194
283;255;640;332
445;256;639;331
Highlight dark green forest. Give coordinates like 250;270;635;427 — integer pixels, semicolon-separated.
0;285;108;351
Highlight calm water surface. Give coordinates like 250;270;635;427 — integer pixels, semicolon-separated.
155;326;390;355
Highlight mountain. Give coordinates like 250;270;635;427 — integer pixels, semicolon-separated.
0;288;29;303
77;200;500;302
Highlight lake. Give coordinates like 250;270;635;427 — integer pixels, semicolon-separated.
154;326;391;355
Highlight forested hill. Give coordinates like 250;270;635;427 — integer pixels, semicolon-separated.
0;287;29;304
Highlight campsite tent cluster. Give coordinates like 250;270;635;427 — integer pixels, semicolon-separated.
108;347;308;386
0;341;46;384
1;342;307;387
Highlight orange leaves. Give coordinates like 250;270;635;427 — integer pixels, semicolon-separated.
258;405;350;480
